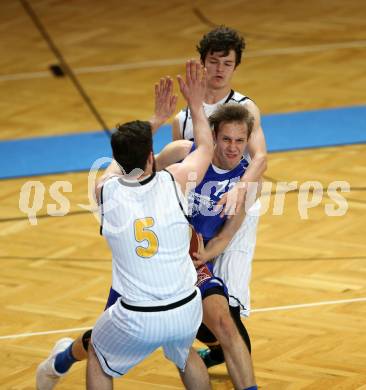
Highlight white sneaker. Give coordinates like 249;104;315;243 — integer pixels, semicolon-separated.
36;337;74;390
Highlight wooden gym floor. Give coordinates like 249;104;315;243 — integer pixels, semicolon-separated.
0;0;365;389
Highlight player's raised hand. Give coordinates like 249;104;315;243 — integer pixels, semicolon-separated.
171;60;213;192
150;76;177;133
177;60;207;110
155;77;178;121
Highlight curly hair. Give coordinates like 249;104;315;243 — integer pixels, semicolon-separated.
197;25;245;67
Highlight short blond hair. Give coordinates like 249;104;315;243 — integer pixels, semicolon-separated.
209;104;254;139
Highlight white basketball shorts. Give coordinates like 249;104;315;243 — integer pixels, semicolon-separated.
91;288;202;377
213;199;260;316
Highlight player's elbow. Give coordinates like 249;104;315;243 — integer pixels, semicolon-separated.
197;143;214;160
254;152;267;174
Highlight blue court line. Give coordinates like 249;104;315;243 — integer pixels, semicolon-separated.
262;105;366;152
1;105;366;179
2;131;111;180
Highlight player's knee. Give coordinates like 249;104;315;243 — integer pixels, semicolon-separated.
210;312;237;344
219;314;237;338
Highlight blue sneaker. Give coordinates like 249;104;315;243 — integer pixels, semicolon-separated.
197;348;225;368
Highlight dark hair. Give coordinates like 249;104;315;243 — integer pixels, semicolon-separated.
111;120;152;174
197;25;245;67
209;104;254;139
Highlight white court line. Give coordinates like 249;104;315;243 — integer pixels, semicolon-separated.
1;40;366;82
0;70;50;81
0;326;90;340
0;297;365;341
251;296;366;313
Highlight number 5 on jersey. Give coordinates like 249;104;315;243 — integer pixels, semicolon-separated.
134;217;159;258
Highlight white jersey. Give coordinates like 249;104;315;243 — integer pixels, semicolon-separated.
100;170;197;305
176;89;250;141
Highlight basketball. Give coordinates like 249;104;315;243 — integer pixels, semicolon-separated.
189;225;199;259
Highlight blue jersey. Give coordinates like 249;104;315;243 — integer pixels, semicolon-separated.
188;145;249;243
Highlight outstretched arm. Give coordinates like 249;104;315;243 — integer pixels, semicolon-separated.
149;77;178;134
191;208;246;268
155;140;193;171
167;60;213;192
172;116;183;141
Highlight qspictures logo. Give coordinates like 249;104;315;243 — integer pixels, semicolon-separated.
18;157;350;226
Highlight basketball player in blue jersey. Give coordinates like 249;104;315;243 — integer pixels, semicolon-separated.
156;103;259;390
172;25;267;370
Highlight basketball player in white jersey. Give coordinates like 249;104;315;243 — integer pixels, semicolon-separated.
172;25;267;368
86;60;215;390
156;104;258;390
35;78;182;390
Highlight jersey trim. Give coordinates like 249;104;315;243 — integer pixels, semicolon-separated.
237;96;249;103
182;106;189;140
164;169;190;223
118;171;156;187
93;342;124;376
225;89;235;103
229;294;248;312
99;185;104;236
